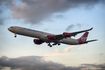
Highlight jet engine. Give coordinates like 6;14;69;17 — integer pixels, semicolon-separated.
63;32;71;37
47;35;56;40
33;39;44;45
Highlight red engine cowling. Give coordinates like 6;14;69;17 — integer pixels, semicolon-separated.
33;39;44;45
47;35;56;40
63;32;71;37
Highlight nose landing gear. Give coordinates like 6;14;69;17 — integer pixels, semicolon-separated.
14;33;17;37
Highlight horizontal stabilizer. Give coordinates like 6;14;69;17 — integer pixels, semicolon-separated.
83;39;97;43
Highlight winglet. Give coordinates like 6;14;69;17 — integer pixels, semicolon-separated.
90;27;93;30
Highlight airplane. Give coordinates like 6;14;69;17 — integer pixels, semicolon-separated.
8;26;97;47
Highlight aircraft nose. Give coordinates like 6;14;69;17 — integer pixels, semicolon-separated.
8;28;10;31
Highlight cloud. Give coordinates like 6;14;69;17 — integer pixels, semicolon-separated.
100;53;103;55
0;0;13;5
65;23;83;31
77;23;82;28
65;46;75;52
55;14;64;19
0;0;104;25
0;0;103;25
0;0;14;25
81;64;105;69
78;45;87;49
40;49;74;57
0;18;4;25
0;9;3;14
2;0;99;24
0;17;11;25
0;56;65;70
55;49;62;53
0;0;16;11
40;52;74;57
0;56;105;70
65;24;74;31
0;56;8;60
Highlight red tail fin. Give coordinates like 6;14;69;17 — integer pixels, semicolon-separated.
78;32;89;44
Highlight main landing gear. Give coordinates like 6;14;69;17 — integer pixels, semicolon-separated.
52;43;60;46
48;43;52;47
48;42;61;47
14;33;17;37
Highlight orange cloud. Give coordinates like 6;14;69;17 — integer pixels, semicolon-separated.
78;45;87;49
40;52;74;57
40;48;74;57
55;49;62;53
65;46;75;52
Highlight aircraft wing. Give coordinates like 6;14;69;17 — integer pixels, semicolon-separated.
54;27;93;40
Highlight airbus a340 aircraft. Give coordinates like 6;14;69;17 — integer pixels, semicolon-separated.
8;26;97;47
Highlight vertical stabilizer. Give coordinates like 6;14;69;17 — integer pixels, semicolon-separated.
78;32;89;44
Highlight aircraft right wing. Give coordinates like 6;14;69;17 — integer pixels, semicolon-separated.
68;27;93;36
54;27;93;40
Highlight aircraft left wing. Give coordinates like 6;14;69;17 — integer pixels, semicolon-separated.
54;27;93;40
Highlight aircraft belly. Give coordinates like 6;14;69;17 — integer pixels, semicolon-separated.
61;38;79;45
39;36;57;42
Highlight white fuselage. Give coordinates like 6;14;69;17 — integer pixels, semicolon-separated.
8;26;79;45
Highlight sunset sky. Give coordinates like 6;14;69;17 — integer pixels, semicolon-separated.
0;0;105;70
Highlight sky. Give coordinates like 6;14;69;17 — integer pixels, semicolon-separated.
0;0;105;70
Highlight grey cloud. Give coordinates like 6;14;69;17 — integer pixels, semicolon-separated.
9;0;100;24
65;23;82;31
0;56;7;59
0;56;105;70
55;14;64;18
0;18;4;25
0;0;14;6
0;16;12;25
0;66;3;69
81;64;105;69
0;0;14;25
65;24;74;31
0;9;3;14
100;53;103;55
77;23;82;28
0;56;64;70
0;0;14;8
81;64;98;67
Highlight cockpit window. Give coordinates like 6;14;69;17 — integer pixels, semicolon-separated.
10;27;13;28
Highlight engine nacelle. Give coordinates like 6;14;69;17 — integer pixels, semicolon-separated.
63;32;71;37
47;35;56;40
33;39;44;45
